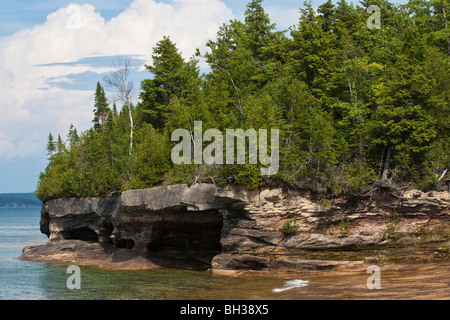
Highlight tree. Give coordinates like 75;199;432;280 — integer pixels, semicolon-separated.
57;134;65;153
93;82;109;131
36;0;450;201
368;56;437;182
291;1;340;101
46;133;56;158
318;0;336;33
139;36;201;130
406;0;450;56
67;124;79;148
205;21;260;125
104;57;135;157
124;124;172;190
432;0;450;56
244;0;276;61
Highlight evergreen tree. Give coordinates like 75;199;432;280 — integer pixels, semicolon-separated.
93;82;109;131
57;134;65;153
205;20;260;125
139;36;200;130
244;0;276;60
46;133;56;158
318;0;336;33
67;124;79;148
36;0;450;201
368;56;437;182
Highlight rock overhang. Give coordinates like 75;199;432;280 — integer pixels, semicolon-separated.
22;183;450;272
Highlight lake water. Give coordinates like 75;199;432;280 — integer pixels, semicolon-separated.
0;207;448;300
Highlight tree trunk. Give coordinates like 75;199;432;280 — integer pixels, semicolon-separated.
222;65;245;125
438;168;448;181
128;101;133;157
443;5;449;56
381;148;391;181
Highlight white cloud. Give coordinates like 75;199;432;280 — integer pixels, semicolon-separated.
0;0;234;159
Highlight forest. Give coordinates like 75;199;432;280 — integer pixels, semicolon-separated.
0;193;41;207
36;0;449;202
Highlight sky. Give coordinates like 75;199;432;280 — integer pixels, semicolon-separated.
0;0;409;193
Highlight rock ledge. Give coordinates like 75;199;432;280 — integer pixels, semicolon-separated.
20;184;450;273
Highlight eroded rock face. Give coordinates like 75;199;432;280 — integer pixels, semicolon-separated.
42;197;118;245
21;184;450;272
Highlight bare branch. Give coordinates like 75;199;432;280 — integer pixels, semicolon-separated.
103;56;135;105
103;56;135;157
438;169;448;182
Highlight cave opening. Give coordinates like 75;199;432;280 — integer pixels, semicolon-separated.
63;227;99;243
145;211;223;268
117;239;135;249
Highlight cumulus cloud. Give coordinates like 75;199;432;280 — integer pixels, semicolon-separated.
0;0;234;159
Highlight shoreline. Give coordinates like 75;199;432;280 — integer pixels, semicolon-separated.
17;243;450;299
20;239;449;277
20;184;450;278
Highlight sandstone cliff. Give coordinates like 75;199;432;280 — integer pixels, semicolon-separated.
20;184;450;273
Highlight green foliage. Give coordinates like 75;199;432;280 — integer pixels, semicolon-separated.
139;36;201;130
123;124;172;190
37;0;450;202
340;219;351;236
218;164;263;190
46;133;56;158
280;219;299;235
382;209;401;240
244;0;276;61
93;82;109;131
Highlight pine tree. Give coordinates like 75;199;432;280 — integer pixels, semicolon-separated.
368;56;437;182
93;82;109;131
57;134;65;153
139;36;200;130
406;0;450;55
67;124;79;148
291;1;339;101
112;103;118;118
46;133;56;158
244;0;276;60
205;20;260;125
36;0;450;201
318;0;336;33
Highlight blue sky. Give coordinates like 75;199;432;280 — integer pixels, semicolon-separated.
0;0;296;36
0;0;409;193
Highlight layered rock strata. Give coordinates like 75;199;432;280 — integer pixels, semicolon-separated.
21;184;450;272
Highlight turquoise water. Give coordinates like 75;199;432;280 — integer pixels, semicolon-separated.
2;207;448;300
0;207;293;300
0;207;48;299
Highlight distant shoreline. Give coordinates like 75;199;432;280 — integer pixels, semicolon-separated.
0;193;41;208
0;205;41;208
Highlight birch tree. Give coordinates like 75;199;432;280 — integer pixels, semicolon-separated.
104;57;135;156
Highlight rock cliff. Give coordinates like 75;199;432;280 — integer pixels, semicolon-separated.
20;184;450;273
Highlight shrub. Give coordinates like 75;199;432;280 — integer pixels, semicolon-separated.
280;219;298;235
